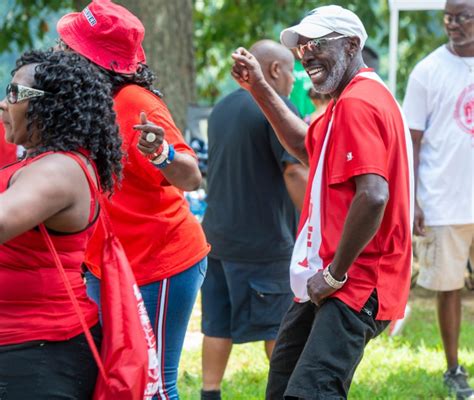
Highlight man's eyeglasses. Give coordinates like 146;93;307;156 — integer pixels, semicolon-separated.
6;83;48;104
444;13;474;25
294;35;348;60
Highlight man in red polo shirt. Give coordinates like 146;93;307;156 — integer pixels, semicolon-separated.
0;121;17;168
231;5;413;399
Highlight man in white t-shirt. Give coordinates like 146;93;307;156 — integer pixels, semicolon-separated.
403;0;474;398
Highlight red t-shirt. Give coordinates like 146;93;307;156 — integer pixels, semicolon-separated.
0;152;99;345
85;85;209;284
301;71;412;320
0;122;17;168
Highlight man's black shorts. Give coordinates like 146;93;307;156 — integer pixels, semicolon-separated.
266;291;389;399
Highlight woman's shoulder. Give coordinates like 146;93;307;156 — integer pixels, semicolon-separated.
3;153;87;216
22;152;88;183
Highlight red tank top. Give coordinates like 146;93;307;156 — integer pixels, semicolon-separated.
0;151;99;345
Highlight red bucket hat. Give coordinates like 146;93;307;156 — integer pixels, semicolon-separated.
57;0;146;74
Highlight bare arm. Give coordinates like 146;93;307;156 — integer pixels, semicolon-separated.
307;174;389;305
410;129;425;236
231;48;309;165
158;153;201;191
283;162;308;212
328;174;389;280
0;154;91;243
135;112;202;191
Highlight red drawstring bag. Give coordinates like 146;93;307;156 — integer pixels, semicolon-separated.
40;155;159;399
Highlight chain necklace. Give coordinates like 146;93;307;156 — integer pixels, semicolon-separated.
449;43;474;73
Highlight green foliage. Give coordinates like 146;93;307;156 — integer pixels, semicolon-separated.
194;0;446;103
0;0;72;52
194;0;316;103
1;1;446;104
0;0;74;95
397;9;446;96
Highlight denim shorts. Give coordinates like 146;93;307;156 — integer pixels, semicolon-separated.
201;257;293;343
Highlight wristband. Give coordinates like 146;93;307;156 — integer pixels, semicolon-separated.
150;140;169;165
155;144;175;169
323;264;347;290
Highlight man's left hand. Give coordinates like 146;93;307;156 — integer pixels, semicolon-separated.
307;270;337;306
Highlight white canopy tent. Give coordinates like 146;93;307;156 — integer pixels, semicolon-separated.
388;0;446;96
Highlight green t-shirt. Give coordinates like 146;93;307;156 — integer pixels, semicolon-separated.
289;61;315;119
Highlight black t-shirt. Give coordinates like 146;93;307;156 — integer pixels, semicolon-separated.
202;89;301;262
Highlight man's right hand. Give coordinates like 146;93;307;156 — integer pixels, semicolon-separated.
231;47;266;92
413;202;426;236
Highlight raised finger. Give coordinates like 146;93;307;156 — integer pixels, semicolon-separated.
140;111;147;125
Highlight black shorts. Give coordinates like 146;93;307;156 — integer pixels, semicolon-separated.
0;324;101;400
266;292;389;399
201;257;293;343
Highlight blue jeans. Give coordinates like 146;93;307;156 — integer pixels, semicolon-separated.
85;258;207;400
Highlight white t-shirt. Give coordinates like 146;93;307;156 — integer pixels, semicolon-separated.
403;45;474;226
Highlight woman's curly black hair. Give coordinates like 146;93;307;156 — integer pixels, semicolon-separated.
101;63;163;98
13;50;123;192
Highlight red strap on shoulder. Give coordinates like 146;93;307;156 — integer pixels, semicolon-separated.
37;151;117;381
39;224;108;382
57;152;116;234
57;152;100;223
24;151;101;223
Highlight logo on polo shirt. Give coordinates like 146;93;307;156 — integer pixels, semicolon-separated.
346;152;353;161
83;7;97;26
455;83;474;136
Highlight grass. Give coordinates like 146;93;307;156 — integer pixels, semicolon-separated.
177;289;474;399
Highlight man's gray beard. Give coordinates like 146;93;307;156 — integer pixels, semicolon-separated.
312;54;349;95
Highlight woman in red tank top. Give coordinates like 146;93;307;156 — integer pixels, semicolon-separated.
0;50;122;399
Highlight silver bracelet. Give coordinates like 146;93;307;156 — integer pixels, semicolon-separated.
323;264;347;290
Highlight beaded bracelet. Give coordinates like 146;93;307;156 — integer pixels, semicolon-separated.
150;140;169;165
154;144;175;169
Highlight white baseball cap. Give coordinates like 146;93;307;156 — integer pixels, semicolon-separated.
280;5;368;49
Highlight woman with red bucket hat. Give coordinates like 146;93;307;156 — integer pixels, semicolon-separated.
56;1;210;399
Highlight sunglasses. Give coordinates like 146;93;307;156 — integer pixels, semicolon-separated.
294;35;348;60
6;83;48;104
444;13;474;25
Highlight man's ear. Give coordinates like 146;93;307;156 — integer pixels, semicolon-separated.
346;36;360;57
270;60;280;80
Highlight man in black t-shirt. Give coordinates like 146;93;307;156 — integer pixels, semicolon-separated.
200;40;308;400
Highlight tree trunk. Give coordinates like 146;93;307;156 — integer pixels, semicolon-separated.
73;0;195;133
